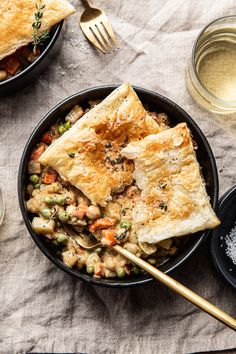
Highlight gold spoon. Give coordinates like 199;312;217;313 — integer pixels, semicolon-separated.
64;225;236;331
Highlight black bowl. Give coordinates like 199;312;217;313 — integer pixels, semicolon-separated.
0;22;64;97
211;185;236;290
18;85;219;287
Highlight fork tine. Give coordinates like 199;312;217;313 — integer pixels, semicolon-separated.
80;24;106;54
90;25;110;53
101;18;119;48
95;23;114;51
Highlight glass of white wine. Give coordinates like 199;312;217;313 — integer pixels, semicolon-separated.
186;16;236;114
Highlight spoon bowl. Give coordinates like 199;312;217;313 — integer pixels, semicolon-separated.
64;223;236;330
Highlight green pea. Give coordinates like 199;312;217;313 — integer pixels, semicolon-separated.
54;194;65;205
148;258;156;265
29;174;39;184
120;220;132;230
131;266;140;275
86;265;94;274
41;208;52;219
34;184;41;189
117;268;126;278
58;124;67;135
64;121;71;130
58;210;69;222
56;233;68;244
44;196;54;205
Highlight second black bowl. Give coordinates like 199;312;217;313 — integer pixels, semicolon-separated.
0;22;64;97
211;185;236;290
18;85;219;287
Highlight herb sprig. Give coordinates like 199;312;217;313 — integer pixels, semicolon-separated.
114;229;128;242
32;0;50;54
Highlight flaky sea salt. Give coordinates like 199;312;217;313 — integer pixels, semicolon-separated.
225;223;236;265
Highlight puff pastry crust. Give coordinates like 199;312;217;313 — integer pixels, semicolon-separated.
0;0;75;60
39;83;160;206
121;123;220;243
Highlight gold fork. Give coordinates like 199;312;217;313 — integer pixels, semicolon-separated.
80;0;119;54
64;224;236;331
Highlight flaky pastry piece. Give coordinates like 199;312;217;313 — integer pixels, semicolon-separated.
121;123;220;243
0;0;75;60
39;83;160;206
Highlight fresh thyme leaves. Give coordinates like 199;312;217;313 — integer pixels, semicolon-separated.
68;152;75;158
46;208;57;223
116;156;125;163
105;155;125;165
32;0;50;54
121;207;129;216
32;30;49;53
33;1;45;31
105;142;112;148
114;229;128;241
159;202;167;211
88;232;97;241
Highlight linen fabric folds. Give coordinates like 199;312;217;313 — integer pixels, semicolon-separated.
0;0;236;353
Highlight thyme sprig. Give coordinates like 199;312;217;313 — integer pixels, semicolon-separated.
114;229;128;242
32;0;50;54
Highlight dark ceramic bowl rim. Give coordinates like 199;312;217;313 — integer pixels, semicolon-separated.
18;85;219;288
0;21;63;88
211;185;236;290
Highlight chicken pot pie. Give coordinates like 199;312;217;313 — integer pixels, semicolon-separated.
25;84;220;279
0;0;75;81
121;123;220;244
0;0;75;60
39;83;160;206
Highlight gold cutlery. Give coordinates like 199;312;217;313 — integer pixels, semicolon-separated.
64;225;236;331
80;0;119;54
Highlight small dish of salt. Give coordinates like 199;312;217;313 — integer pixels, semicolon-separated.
211;185;236;290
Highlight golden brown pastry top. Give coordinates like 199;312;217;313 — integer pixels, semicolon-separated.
121;123;220;243
39;83;160;206
0;0;75;60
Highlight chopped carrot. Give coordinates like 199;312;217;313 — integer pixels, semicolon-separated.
30;144;46;161
94;262;105;277
101;229;116;246
73;205;88;219
89;217;116;232
3;56;21;75
42;170;57;184
41;131;53;144
16;46;32;57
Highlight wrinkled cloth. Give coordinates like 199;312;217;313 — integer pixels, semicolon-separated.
0;0;236;353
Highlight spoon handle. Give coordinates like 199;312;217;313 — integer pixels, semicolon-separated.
113;244;236;331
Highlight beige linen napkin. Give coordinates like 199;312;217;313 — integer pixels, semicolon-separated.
0;0;236;353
